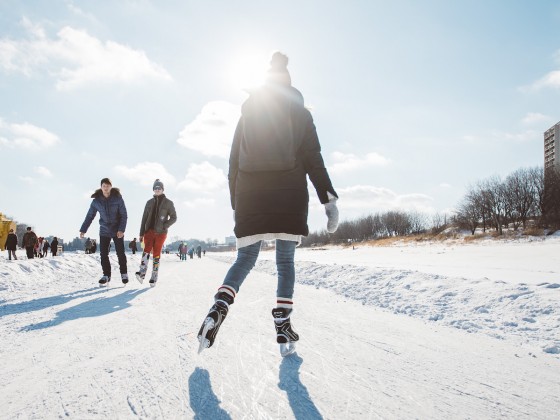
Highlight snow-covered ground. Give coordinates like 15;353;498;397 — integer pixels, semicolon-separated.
1;237;559;419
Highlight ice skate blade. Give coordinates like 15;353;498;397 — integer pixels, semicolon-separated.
198;317;215;354
280;342;296;357
149;282;156;288
135;273;144;284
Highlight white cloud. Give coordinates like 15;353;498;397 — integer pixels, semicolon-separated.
463;130;539;144
177;161;227;192
528;70;560;91
0;18;172;90
491;129;539;143
177;101;239;158
0;136;10;147
35;166;53;177
114;162;176;187
329;151;390;174
19;176;34;184
521;112;551;125
439;183;451;188
66;2;98;22
0;120;60;150
523;50;560;91
328;185;434;213
183;198;216;209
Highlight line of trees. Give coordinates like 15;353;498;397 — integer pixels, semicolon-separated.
302;210;445;246
453;166;560;234
302;166;560;247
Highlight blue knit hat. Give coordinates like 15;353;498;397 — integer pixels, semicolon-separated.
153;179;164;191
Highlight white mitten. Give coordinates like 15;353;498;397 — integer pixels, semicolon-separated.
324;192;339;233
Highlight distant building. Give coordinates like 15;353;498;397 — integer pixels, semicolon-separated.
225;236;236;246
544;121;560;172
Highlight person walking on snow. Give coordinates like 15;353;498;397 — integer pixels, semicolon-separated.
50;237;59;257
179;242;187;261
129;238;138;254
135;179;177;286
79;177;129;286
197;51;339;356
22;227;37;259
42;239;50;258
6;228;18;260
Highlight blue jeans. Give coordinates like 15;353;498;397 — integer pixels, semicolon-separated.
223;240;297;299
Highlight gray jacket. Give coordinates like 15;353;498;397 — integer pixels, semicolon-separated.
140;194;177;236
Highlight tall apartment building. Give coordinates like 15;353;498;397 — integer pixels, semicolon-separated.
544;121;560;172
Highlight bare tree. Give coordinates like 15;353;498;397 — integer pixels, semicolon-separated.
503;168;536;230
382;211;412;236
430;212;447;234
454;187;482;234
478;176;507;235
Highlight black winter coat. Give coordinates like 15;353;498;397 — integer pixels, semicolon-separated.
229;83;337;238
22;231;38;248
6;233;18;250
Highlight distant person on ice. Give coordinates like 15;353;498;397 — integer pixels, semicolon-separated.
50;237;59;257
129;237;138;254
22;227;37;259
42;238;50;258
84;238;92;254
6;228;18;260
79;177;129;286
197;51;339;356
179;242;188;260
135;179;177;287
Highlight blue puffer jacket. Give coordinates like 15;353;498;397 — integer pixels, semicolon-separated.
80;188;128;237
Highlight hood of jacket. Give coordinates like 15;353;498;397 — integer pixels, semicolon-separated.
91;187;122;199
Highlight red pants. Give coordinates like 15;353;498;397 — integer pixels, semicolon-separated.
143;230;167;257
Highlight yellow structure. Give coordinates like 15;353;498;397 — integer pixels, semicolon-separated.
0;213;17;251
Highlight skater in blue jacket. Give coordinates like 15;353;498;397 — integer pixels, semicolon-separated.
80;177;129;286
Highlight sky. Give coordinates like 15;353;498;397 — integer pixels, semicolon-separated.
1;0;560;244
1;237;559;417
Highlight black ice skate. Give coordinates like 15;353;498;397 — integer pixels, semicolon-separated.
272;308;299;357
99;276;110;287
197;292;234;354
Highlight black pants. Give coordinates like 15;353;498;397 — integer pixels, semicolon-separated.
25;246;34;259
99;236;127;277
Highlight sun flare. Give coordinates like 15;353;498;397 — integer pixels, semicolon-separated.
228;53;268;90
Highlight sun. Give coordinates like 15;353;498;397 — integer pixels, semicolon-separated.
228;53;268;91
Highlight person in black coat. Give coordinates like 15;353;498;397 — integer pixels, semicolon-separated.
197;52;339;354
42;239;50;258
129;238;138;254
5;229;18;260
51;237;59;257
22;227;37;259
